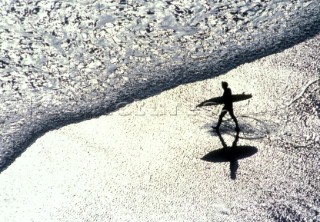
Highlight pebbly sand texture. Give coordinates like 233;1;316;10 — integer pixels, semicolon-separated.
0;34;319;221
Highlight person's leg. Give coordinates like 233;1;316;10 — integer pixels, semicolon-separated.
229;109;240;131
215;109;227;128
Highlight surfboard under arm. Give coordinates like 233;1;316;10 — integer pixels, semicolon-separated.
196;94;252;107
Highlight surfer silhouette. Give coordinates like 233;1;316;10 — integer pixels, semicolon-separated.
213;82;240;132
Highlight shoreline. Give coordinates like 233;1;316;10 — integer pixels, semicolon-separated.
0;34;319;221
1;2;320;172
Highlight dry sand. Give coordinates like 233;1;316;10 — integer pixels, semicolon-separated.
0;36;319;221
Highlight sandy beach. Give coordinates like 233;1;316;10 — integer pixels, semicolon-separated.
0;33;319;221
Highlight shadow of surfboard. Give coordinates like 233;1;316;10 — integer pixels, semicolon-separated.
201;146;258;163
201;130;258;180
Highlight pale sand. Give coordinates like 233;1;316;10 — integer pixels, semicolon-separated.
0;36;319;221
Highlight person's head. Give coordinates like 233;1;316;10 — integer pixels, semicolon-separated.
221;81;228;89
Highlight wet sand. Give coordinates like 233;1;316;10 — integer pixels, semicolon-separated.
0;35;319;221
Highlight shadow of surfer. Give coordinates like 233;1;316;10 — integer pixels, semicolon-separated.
213;82;240;132
217;130;239;179
201;129;258;180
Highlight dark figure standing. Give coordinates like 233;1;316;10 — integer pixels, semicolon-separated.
213;82;240;132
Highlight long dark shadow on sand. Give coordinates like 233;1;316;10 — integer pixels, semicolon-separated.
1;18;320;173
202;130;258;180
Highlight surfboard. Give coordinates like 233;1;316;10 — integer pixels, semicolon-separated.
196;94;252;107
201;146;257;162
